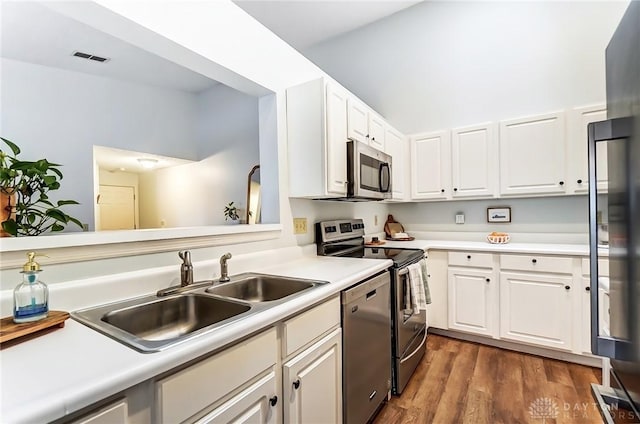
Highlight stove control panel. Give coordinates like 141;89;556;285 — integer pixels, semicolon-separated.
316;219;366;243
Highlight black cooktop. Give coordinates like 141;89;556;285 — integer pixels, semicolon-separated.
335;246;423;268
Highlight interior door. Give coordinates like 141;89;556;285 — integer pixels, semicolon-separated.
98;185;135;230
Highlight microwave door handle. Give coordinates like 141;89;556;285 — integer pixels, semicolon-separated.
379;163;391;192
588;118;634;360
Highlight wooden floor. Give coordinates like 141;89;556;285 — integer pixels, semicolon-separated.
374;334;603;424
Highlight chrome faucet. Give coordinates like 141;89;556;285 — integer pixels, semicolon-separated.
179;250;194;287
219;252;232;282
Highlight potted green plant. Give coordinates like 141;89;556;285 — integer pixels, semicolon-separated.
223;201;240;224
0;137;84;236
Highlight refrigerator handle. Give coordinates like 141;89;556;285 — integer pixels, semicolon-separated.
588;118;633;359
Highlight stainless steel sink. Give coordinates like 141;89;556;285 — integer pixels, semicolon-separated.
73;293;252;352
72;273;327;353
102;294;250;341
205;273;326;302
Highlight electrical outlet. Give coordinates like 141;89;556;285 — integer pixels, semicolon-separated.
293;218;307;234
455;214;465;224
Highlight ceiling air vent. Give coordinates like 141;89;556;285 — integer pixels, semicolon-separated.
72;51;110;63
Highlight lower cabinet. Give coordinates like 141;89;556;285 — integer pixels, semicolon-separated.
194;370;278;424
499;271;573;351
156;328;278;424
448;267;498;337
71;399;129;424
283;328;342;424
425;250;448;329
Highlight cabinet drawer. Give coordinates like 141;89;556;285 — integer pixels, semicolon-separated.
283;296;340;357
581;257;609;276
448;251;494;268
72;399;128;424
156;328;277;424
500;254;573;274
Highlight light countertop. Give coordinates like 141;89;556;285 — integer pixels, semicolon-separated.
381;239;599;256
0;254;391;424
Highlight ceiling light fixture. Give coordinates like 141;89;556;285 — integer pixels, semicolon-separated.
137;158;158;169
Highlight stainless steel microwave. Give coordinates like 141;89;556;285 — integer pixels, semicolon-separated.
346;139;392;201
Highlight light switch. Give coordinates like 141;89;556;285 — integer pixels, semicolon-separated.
455;214;465;224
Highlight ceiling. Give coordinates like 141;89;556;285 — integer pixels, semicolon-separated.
94;146;194;174
0;2;218;93
234;1;421;51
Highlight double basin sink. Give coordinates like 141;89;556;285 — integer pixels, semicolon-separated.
72;273;327;352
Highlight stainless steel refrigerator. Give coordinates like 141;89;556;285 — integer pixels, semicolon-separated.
588;2;640;423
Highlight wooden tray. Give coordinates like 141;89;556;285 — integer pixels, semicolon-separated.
0;310;69;346
388;236;415;241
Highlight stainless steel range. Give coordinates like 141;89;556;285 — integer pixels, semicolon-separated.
316;219;427;409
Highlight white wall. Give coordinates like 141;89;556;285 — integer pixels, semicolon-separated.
304;1;628;237
305;1;629;134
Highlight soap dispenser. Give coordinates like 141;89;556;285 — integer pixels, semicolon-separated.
13;252;49;323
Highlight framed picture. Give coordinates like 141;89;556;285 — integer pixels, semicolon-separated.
487;207;511;223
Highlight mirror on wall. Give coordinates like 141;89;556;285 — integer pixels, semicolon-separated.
246;165;261;224
1;1;272;235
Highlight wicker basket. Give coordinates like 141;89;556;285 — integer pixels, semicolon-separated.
487;234;510;244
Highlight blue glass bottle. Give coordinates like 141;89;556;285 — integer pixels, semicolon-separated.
13;252;49;323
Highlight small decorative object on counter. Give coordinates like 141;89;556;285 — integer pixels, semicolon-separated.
223;201;240;224
13;251;49;323
487;232;510;244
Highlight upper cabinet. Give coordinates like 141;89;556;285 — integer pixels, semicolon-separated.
410;130;451;200
451;123;498;198
385;125;409;201
287;78;405;199
348;97;385;151
287;79;348;198
499;112;567;197
568;104;608;194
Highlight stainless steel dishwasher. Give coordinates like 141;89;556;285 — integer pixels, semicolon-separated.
341;271;392;424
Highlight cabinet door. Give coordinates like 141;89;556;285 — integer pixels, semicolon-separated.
368;113;386;151
385;127;407;200
499;112;567;196
283;328;342;424
347;98;369;144
500;272;573;351
410;131;451;200
448;268;497;337
325;85;348;195
73;399;128;424
451;123;497;198
194;371;278;424
569;105;608;193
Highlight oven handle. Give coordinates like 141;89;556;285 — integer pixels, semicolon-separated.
398;268;409;276
400;330;427;364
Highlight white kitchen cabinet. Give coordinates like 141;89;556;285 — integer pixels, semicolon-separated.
568;104;608;194
447;254;498;338
451;123;498;198
287;78;348;198
194;370;278;424
385;125;408;201
347;97;385;151
499;112;567;196
283;328;342;424
156;329;277;424
410;130;451;200
71;399;129;424
426;250;448;329
500;271;573;351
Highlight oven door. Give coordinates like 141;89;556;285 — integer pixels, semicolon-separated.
394;266;427;353
348;140;392;199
